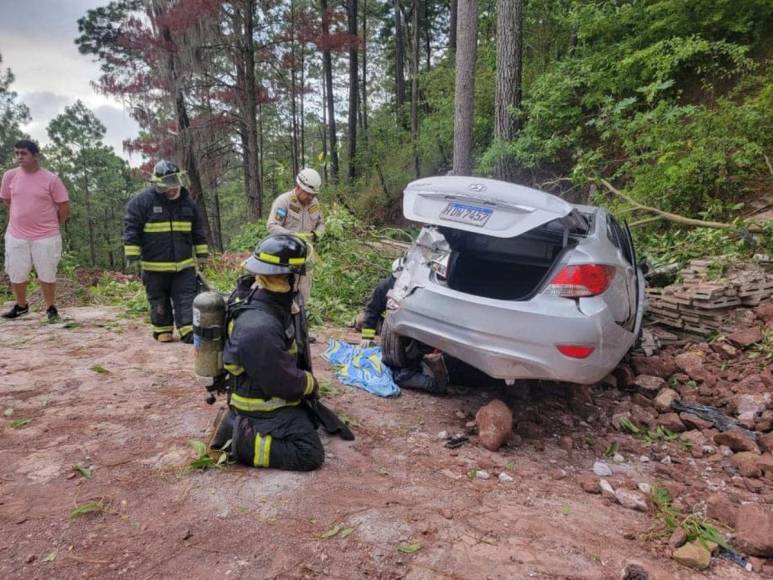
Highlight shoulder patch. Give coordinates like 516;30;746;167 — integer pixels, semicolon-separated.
276;207;287;220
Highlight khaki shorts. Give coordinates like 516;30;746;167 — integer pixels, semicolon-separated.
4;232;62;284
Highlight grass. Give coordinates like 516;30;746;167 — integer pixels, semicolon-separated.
648;485;730;550
8;418;32;429
69;499;107;519
618;418;692;448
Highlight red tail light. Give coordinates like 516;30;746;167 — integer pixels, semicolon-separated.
556;345;595;359
546;264;616;298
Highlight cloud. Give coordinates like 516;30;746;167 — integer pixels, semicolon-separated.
93;104;141;159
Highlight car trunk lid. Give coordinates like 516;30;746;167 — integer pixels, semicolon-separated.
403;176;574;238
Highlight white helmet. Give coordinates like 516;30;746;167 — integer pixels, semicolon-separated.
296;168;322;195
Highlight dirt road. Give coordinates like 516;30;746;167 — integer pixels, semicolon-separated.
0;307;756;578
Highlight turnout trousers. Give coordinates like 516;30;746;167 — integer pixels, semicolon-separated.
227;406;324;472
141;268;197;340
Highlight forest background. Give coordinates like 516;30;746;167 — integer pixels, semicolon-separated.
1;0;771;325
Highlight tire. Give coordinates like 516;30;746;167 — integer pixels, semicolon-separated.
381;315;419;368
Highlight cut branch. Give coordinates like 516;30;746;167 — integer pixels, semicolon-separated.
600;179;764;233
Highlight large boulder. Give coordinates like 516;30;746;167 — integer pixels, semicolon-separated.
706;493;738;527
674;352;708;382
714;429;760;454
475;399;513;451
631;354;677;378
633;375;666;398
735;504;773;557
654;388;680;413
671;541;711;570
727;326;763;348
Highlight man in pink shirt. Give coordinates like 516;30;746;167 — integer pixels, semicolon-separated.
1;140;70;321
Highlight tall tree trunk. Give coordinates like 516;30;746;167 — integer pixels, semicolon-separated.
290;0;300;176
212;185;224;251
423;0;431;72
361;0;369;138
411;0;420;178
300;45;306;168
494;0;523;182
394;0;406;116
347;0;358;183
452;0;477;176
449;0;458;56
321;0;339;181
83;172;96;266
158;19;213;242
321;72;329;182
258;101;264;195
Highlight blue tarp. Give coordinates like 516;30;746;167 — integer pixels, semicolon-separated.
321;339;401;398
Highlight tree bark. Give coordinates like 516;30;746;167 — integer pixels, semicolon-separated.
411;0;420;178
290;0;300;176
321;0;339;182
449;0;457;56
394;0;406;116
361;0;368;138
423;0;431;72
452;0;477;176
347;0;358;183
494;0;523;182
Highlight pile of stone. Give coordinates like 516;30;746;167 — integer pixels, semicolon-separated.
647;259;773;336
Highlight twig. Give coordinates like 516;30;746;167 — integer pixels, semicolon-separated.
600;179;764;233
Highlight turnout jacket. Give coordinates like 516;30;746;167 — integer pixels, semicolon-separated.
267;191;325;239
123;187;208;272
361;276;396;339
223;289;316;416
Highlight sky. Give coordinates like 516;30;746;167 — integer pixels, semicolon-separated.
0;0;140;162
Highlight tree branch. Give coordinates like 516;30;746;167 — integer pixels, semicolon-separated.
600;179;764;233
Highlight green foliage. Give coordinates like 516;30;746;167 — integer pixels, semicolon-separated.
649;485;730;549
188;438;229;470
88;275;147;318
69;499;106;519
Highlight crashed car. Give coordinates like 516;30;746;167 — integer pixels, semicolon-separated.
382;176;646;385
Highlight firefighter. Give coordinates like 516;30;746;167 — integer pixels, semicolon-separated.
214;234;325;471
123;160;208;343
359;256;404;346
266;168;325;308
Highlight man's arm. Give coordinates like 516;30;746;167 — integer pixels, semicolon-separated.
191;200;209;259
267;195;292;235
57;201;70;225
238;320;316;401
123;196;144;262
361;276;394;340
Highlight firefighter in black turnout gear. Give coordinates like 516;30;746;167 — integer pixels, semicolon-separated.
359;256;404;346
212;234;340;471
123;160;208;343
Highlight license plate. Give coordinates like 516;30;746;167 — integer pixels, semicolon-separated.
439;202;493;227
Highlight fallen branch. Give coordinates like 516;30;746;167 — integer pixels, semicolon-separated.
629;216;663;228
601;179;764;233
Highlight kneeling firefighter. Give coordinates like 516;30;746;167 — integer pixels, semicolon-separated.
207;234;353;471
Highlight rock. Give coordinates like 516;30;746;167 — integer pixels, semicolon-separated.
706;493;738;527
656;413;686;433
440;508;454;519
734;393;771;416
631;405;656;429
631;393;655;409
714;429;760;454
593;461;613;477
498;472;513;483
639;455;650;463
475;469;491;480
454;410;466;419
754;303;773;326
674;352;708;382
465;420;476;429
735;503;773;557
633;375;666;398
550;468;568;480
632;354;677;379
654;389;680;413
621;562;650;580
727;326;763;347
437;430;448;440
600;479;616;500
731;452;763;478
637;482;651;495
612;453;625;464
756;411;773;433
475;400;513;451
672;541;711;570
612;412;633;431
181;528;192;541
558;436;573;452
679;413;712;431
577;474;600;494
615;489;649;512
668;527;688;549
737;374;767;394
757;453;773;474
25;554;35;564
680;430;706;448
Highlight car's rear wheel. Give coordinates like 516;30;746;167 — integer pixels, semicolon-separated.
381;315;420;368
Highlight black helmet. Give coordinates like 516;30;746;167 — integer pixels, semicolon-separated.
244;234;307;275
151;160;189;191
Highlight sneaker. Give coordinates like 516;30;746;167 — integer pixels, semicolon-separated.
2;303;29;319
46;305;60;322
156;332;174;343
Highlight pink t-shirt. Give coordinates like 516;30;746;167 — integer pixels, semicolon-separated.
0;167;69;240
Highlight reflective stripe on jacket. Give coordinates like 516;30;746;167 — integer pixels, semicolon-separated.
123;187;208;270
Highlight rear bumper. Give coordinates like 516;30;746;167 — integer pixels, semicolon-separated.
389;286;635;384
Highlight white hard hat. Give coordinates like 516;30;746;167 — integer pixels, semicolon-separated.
391;256;405;277
296;168;322;195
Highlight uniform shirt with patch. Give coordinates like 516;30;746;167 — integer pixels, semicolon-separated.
267;191;325;238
